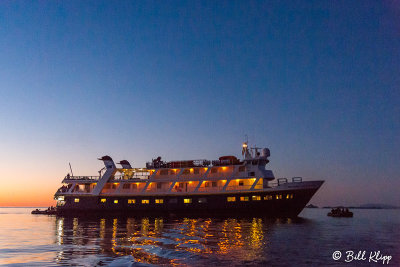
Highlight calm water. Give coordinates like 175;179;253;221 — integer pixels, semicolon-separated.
0;208;399;266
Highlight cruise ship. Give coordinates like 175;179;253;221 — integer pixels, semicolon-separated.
54;142;324;217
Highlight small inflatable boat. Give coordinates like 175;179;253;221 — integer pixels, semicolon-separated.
31;208;57;215
327;208;353;217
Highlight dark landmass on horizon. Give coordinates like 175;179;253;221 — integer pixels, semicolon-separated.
307;203;400;209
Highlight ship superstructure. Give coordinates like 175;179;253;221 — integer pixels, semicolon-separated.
55;142;323;217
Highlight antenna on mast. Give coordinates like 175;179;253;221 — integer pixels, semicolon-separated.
69;162;74;177
242;135;252;159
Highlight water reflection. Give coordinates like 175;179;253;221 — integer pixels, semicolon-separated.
3;209;399;266
51;215;294;266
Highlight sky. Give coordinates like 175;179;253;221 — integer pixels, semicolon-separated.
0;1;399;207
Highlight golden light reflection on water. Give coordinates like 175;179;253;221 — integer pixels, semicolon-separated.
111;218;118;256
141;218;150;236
154;218;164;233
99;218;106;239
56;217;64;245
2;208;399;266
217;219;244;254
7;214;273;266
250;218;264;249
53;216;270;265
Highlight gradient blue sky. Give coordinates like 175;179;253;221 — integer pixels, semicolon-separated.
0;1;399;206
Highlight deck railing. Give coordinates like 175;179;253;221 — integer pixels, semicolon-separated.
63;175;100;181
110;174;150;180
267;177;303;187
146;159;211;169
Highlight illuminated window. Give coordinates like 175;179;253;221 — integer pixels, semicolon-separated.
74;198;80;203
198;198;207;203
205;182;210;187
155;199;164;204
240;196;249;201
112;184;118;189
264;195;272;200
169;170;176;175
142;199;149;204
276;194;282;200
227;197;236;202
114;200;118;204
252;195;261;201
184;198;192;204
100;198;106;203
128;199;135;204
132;183;138;189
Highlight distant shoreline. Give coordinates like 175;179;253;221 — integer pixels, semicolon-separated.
306;203;399;209
322;206;400;210
0;207;49;208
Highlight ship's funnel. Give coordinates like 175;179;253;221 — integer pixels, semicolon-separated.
118;160;132;169
98;155;116;169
